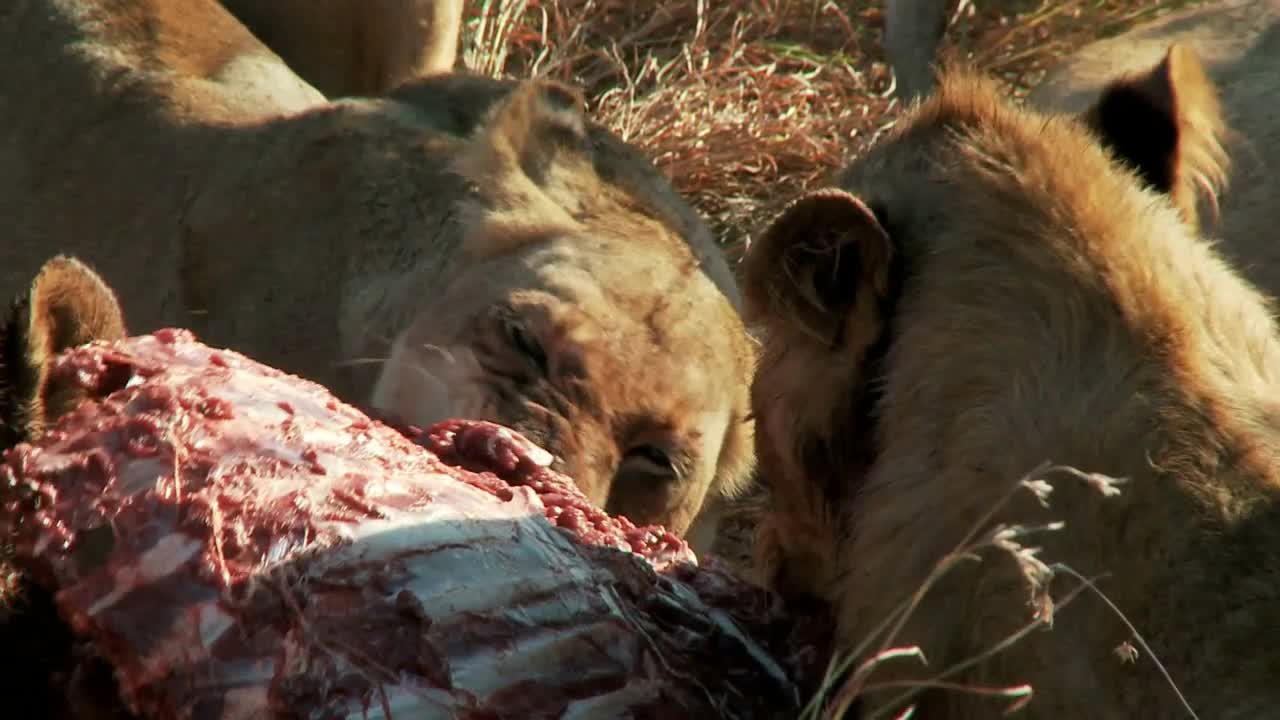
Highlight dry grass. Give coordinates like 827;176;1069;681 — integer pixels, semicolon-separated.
796;462;1193;719
457;0;1209;260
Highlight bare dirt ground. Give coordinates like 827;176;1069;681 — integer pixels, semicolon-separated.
456;0;1210;573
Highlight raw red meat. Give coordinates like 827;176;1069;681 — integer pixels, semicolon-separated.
0;328;830;719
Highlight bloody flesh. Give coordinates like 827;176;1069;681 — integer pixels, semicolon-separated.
0;329;831;719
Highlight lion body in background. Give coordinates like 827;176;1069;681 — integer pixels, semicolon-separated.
219;0;464;98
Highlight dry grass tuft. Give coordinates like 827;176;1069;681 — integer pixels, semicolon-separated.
800;463;1196;720
458;0;1209;259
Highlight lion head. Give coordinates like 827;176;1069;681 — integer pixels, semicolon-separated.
742;46;1280;716
366;79;756;550
0;256;129;719
1029;0;1280;334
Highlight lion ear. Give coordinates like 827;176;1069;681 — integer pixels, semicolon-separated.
457;78;591;186
0;256;126;445
1082;43;1229;229
742;188;895;349
451;79;596;256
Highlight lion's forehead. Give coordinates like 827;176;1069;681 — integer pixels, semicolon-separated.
525;242;742;351
544;286;740;438
565;320;733;406
529;235;727;304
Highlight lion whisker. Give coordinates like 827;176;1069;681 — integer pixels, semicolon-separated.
332;357;391;368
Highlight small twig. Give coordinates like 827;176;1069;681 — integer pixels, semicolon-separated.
858;577;1094;719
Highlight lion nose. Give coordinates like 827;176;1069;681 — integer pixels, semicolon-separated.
606;456;682;528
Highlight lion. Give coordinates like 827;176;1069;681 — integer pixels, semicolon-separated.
0;256;130;718
0;0;755;554
1028;0;1280;302
741;47;1280;718
218;0;464;98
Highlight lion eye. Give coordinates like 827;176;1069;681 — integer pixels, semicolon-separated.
503;317;547;373
621;444;678;478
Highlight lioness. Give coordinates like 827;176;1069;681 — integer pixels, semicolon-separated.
0;258;127;451
743;48;1280;717
219;0;464;98
0;256;129;718
0;0;755;553
1029;0;1280;300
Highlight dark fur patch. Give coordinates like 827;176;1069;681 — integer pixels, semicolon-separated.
1089;84;1180;194
0;293;37;448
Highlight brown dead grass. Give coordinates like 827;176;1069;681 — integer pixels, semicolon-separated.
458;0;1209;261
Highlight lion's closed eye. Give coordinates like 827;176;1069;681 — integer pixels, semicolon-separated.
500;313;548;374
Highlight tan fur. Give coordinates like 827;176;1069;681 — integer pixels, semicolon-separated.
219;0;463;98
744;60;1280;718
0;0;755;553
1030;0;1280;299
0;256;127;448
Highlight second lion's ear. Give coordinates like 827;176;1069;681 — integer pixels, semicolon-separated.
0;255;126;447
1082;43;1229;230
451;79;595;258
742;188;895;351
479;78;589;184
